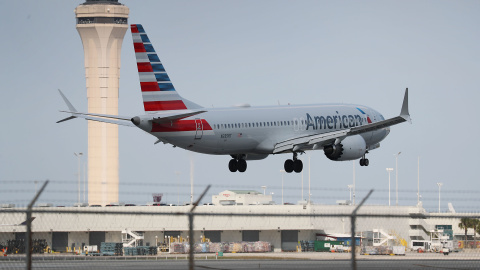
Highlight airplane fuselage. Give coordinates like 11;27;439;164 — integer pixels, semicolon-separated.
141;103;390;158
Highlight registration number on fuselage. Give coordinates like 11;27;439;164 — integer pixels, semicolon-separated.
221;134;232;139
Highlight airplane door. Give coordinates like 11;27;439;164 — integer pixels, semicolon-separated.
195;118;203;139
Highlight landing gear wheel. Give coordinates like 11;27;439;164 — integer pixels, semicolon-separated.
359;158;370;166
293;159;303;173
284;159;294;173
229;159;238;172
237;159;247;173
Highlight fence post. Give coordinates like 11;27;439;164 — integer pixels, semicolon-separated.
26;180;49;270
350;189;373;270
188;185;211;270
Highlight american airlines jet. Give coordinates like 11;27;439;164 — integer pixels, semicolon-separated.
58;24;411;173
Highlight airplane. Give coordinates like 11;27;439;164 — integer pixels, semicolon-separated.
58;24;411;173
0;217;35;226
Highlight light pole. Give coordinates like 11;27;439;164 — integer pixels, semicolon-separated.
280;170;285;205
83;162;86;203
352;161;356;206
386;168;393;206
437;182;443;213
175;171;181;205
308;156;311;204
301;170;304;202
190;158;194;205
347;185;353;204
394;152;401;206
261;186;267;195
417;157;420;206
74;152;83;204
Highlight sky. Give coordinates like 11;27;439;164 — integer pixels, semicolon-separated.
0;0;479;212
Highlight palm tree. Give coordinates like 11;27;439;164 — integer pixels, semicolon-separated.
473;219;480;249
459;218;471;248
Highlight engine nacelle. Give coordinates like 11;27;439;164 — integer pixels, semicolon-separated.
324;135;366;161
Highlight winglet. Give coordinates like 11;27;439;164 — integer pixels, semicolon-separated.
400;88;411;123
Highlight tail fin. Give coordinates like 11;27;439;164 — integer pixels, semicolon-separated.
19;217;35;226
131;24;202;112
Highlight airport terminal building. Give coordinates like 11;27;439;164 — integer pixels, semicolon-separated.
0;191;473;253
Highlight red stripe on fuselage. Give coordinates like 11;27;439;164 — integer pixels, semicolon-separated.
151;119;212;132
144;100;187;111
134;43;146;52
140;82;160;92
137;62;153;72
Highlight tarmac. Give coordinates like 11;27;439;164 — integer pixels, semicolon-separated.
2;250;480;261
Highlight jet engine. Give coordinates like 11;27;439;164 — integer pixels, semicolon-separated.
324;135;366;161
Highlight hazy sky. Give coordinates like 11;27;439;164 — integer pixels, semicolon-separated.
1;1;479;212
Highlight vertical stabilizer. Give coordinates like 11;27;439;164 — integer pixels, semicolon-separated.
131;24;202;112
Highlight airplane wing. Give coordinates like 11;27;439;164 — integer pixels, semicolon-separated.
273;88;411;154
57;90;206;126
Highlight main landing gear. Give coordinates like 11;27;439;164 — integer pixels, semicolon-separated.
359;155;369;166
284;152;303;173
229;155;247;173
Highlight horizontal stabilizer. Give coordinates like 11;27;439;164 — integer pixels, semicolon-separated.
56;116;77;123
151;110;207;123
57;90;134;126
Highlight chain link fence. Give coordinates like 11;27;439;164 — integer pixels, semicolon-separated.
1;181;480;270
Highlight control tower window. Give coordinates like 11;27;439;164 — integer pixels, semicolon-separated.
77;17;95;24
114;18;127;24
77;17;127;24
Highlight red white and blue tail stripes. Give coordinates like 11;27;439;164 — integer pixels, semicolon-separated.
131;24;187;112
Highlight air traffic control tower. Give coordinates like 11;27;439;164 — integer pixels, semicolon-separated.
75;0;129;205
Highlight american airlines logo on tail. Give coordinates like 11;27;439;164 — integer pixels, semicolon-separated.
131;24;187;111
